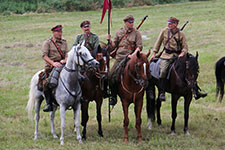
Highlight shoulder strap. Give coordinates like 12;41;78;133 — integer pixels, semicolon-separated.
50;38;65;59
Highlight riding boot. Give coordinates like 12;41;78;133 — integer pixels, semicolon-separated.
109;83;118;106
43;90;53;112
193;83;207;100
159;78;166;101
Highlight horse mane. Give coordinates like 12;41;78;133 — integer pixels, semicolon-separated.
174;53;199;79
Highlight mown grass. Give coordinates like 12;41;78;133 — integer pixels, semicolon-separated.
0;0;225;149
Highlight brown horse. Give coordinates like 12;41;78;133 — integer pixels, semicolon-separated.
118;50;150;142
80;49;107;140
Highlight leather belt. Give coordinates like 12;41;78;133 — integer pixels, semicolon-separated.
119;46;134;50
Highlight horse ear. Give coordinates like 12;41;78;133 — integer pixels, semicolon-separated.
146;49;151;58
196;51;199;61
136;50;140;58
81;40;85;47
97;45;102;53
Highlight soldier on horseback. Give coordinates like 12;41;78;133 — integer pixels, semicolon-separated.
41;25;68;112
149;17;207;101
107;15;142;106
73;20;107;58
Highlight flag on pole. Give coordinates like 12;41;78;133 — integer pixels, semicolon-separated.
100;0;112;24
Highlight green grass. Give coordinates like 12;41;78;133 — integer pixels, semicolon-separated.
0;0;225;149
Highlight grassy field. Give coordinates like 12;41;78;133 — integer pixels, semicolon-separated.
0;0;225;149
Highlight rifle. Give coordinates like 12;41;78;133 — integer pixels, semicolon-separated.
155;21;189;58
110;15;148;58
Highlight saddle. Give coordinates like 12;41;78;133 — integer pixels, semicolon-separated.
37;71;45;91
149;58;174;80
37;64;65;91
111;56;130;85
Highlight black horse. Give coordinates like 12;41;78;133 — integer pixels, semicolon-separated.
146;53;199;135
215;57;225;103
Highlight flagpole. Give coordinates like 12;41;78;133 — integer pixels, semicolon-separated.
107;0;111;123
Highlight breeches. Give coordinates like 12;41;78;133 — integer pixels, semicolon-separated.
159;59;173;78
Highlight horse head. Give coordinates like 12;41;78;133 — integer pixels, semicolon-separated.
130;50;151;89
74;42;99;71
184;52;199;88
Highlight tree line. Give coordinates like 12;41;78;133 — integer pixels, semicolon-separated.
0;0;208;15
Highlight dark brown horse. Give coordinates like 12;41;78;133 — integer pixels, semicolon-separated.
118;50;150;142
215;56;225;103
146;53;199;135
80;50;106;140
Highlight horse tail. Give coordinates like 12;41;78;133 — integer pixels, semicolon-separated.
215;57;225;98
26;71;42;120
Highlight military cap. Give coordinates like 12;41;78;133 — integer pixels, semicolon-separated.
123;15;135;23
168;17;179;24
51;25;62;32
80;21;90;28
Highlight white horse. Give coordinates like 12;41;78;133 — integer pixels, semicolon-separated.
26;43;99;145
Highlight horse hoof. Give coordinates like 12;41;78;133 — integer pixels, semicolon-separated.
34;136;38;140
123;138;128;143
138;137;142;142
171;131;176;135
53;134;58;139
60;141;64;145
147;119;152;130
82;136;86;140
78;139;83;144
185;131;190;136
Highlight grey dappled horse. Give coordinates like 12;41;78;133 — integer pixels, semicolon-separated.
26;43;99;145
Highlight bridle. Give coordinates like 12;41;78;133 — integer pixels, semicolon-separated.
121;59;149;103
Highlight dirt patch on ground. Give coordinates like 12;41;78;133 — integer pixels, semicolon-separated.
2;42;39;50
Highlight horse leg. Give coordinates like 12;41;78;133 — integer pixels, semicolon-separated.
96;98;103;137
184;92;192;136
122;101;130;143
34;98;43;140
156;95;162;125
146;85;155;130
135;99;143;142
50;106;58;138
59;105;66;145
74;102;82;144
219;84;224;103
171;94;179;135
81;102;89;140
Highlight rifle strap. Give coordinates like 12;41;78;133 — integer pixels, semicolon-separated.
166;29;180;49
51;38;65;59
84;34;94;51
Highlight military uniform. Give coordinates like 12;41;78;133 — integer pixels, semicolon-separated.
152;17;207;101
41;25;69;112
73;32;99;53
42;37;68;89
108;15;142;105
153;27;188;78
109;25;142;78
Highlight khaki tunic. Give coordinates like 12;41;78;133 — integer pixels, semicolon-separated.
109;26;142;78
153;27;188;59
73;32;99;52
42;37;68;69
153;27;188;78
112;26;142;61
